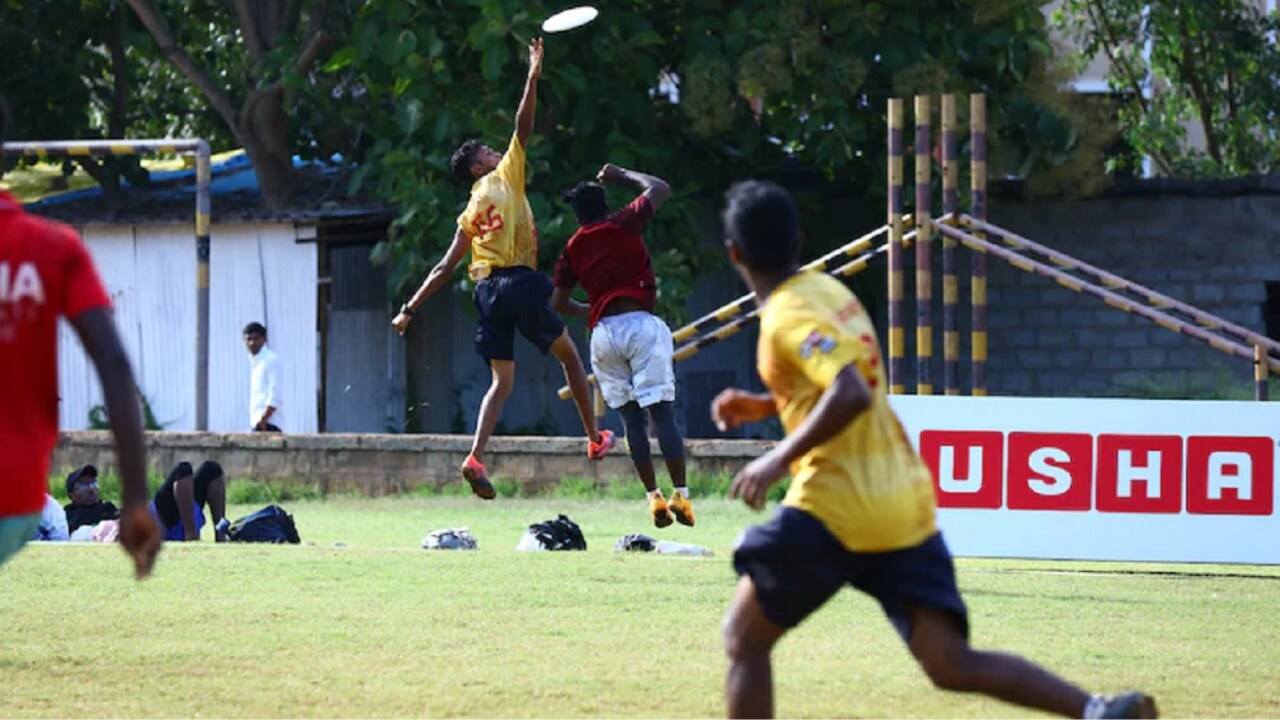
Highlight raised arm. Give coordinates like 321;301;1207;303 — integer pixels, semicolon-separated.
392;227;471;335
597;163;672;211
515;38;544;146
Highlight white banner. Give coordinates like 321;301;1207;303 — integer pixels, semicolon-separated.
889;396;1280;564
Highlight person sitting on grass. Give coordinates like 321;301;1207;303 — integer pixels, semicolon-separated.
63;464;120;534
151;461;228;542
32;493;69;541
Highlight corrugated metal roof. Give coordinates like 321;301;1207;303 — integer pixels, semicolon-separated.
25;150;395;226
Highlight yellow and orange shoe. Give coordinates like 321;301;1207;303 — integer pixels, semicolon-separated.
668;491;695;527
650;492;674;529
588;429;618;460
460;454;496;500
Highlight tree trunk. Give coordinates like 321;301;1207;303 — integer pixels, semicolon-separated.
238;87;298;210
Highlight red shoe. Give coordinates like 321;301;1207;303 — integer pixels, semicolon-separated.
461;455;496;500
587;429;617;460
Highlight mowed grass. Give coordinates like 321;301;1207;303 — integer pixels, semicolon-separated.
4;496;1280;718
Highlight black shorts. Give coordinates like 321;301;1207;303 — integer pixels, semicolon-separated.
472;267;565;362
733;506;969;643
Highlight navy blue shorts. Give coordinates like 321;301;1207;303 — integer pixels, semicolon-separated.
472;267;566;362
733;506;969;643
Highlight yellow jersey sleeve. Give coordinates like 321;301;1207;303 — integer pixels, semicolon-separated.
456;193;481;238
770;311;870;390
495;132;526;197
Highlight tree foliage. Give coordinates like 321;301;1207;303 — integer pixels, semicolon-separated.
0;0;204;197
123;0;346;208
1055;0;1280;178
341;0;1097;317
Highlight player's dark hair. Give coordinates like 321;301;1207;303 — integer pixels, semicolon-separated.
722;180;800;274
243;321;267;337
450;139;485;184
562;181;609;224
0;94;9;145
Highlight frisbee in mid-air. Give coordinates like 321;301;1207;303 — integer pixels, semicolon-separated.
541;5;598;33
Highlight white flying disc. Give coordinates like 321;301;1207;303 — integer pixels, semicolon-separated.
542;5;598;33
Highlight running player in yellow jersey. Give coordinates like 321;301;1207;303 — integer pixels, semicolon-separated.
392;38;615;498
712;181;1156;720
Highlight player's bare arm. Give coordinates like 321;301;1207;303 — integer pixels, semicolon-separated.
551;286;590;319
514;37;543;146
597;163;671;210
728;363;871;510
392;227;470;335
71;307;161;578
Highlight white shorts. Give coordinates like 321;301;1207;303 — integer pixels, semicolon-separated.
590;311;676;409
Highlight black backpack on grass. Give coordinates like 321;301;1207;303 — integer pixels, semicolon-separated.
228;505;300;544
520;514;586;551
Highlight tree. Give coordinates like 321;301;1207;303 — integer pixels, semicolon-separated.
1;0;239;198
124;0;337;208
340;0;1092;316
1054;0;1280;177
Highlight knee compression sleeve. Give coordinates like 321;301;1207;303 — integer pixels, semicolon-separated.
648;402;685;461
619;402;652;464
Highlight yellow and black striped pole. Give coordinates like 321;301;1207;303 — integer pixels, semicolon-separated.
2;138;213;429
941;94;960;396
961;213;1280;360
194;141;212;430
887;99;906;394
969;94;988;396
670;223;902;344
668;232;918;366
1257;345;1270;401
938;222;1280;375
914;95;933;395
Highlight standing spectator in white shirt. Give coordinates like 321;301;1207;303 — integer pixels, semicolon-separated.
243;322;285;432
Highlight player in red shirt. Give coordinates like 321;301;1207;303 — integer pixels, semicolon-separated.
0;96;161;576
551;164;695;528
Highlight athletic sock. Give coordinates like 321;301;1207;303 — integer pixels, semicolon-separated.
673;486;689;498
647;489;663;500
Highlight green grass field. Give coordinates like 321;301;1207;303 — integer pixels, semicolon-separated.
4;496;1280;718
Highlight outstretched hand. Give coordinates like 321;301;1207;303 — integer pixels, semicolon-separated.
528;37;544;79
118;505;162;580
596;163;626;184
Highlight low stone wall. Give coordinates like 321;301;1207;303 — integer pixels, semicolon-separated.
53;432;774;495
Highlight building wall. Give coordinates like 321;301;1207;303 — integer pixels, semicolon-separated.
60;222;319;433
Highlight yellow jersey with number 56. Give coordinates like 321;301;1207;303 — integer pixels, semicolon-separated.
757;270;937;552
456;132;538;281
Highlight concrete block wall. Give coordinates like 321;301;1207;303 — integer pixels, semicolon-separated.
891;193;1280;398
53;431;774;496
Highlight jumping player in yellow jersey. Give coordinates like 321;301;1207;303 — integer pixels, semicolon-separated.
712;181;1156;720
392;38;615;498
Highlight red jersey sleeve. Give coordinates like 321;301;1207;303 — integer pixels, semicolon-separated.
609;195;654;234
60;229;112;319
552;248;578;289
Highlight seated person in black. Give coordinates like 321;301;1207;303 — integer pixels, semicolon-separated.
63;465;120;533
150;461;228;542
